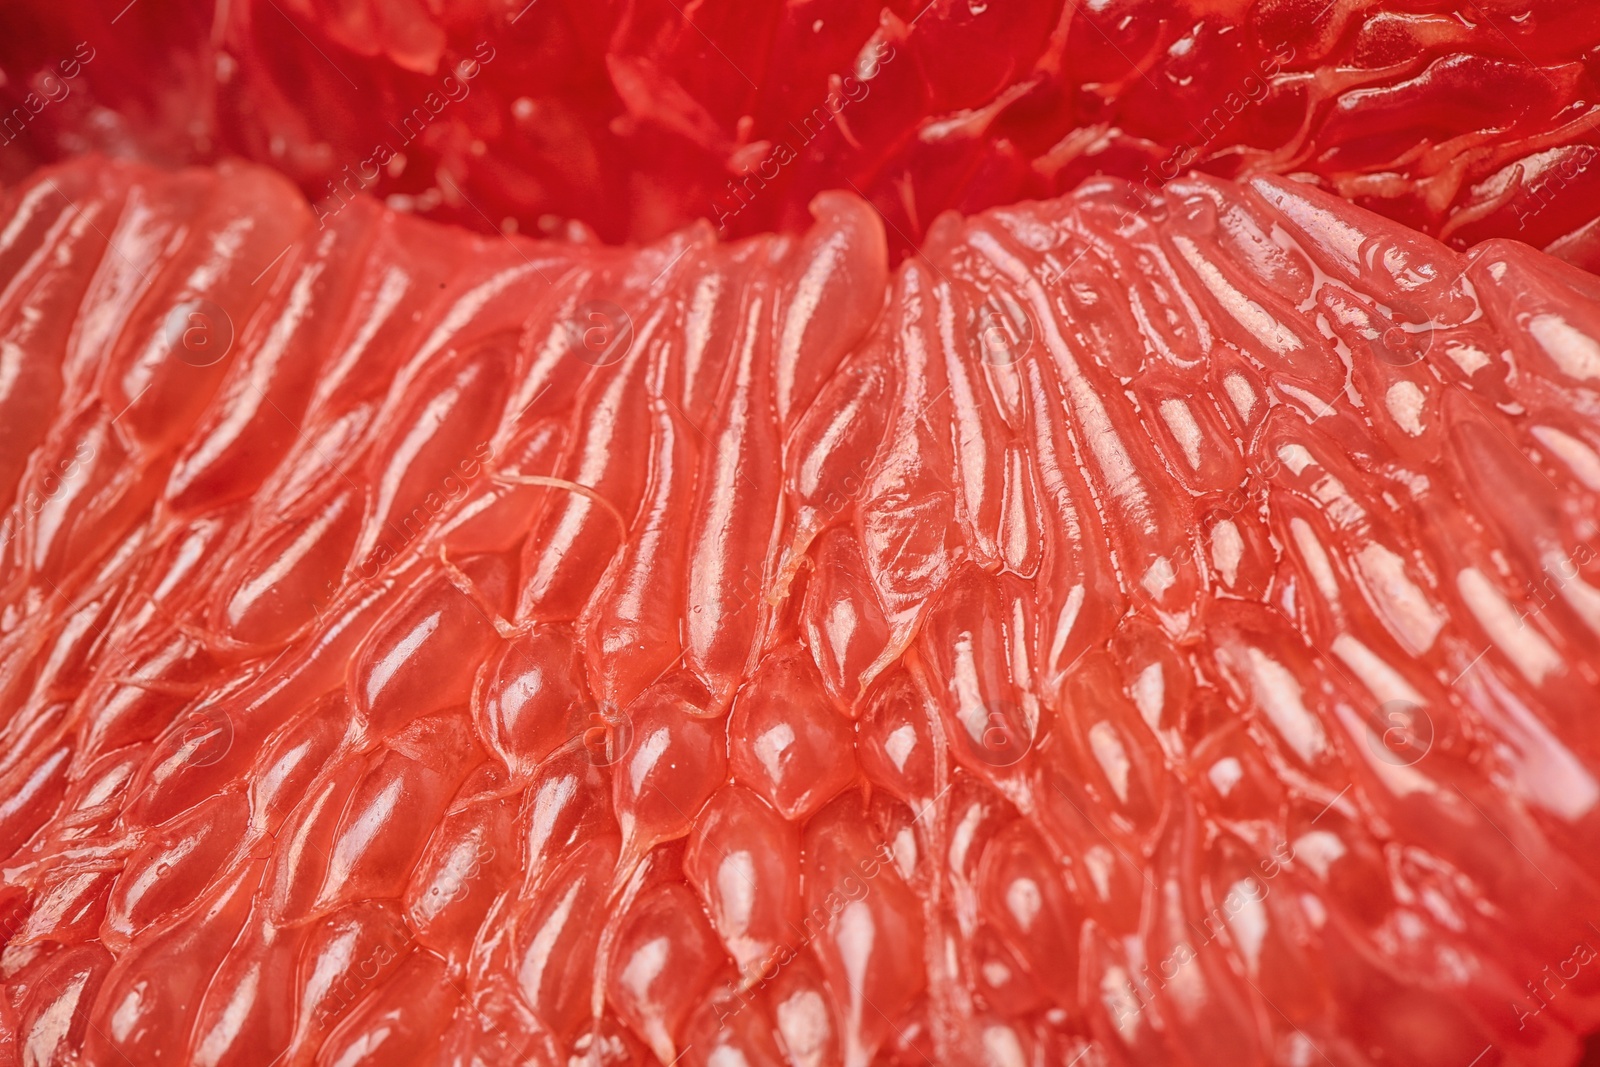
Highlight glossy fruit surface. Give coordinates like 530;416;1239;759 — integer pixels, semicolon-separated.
3;1;1599;266
1;154;1598;1065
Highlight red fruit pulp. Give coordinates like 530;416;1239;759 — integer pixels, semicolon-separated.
3;0;1599;266
1;155;1599;1066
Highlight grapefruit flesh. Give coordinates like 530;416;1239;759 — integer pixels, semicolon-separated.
0;155;1598;1065
3;0;1599;265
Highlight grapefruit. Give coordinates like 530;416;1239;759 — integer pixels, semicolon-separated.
0;153;1597;1066
2;0;1599;265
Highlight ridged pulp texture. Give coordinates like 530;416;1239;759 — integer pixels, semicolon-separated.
0;156;1599;1067
3;0;1600;266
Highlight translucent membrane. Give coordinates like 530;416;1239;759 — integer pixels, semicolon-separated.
0;157;1597;1066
